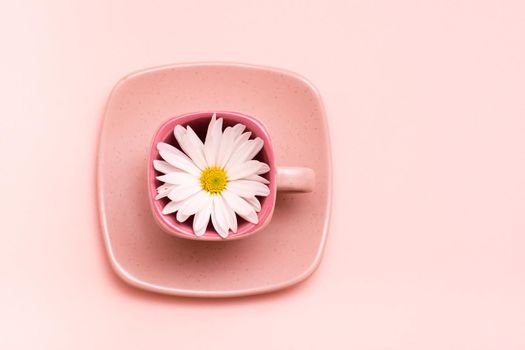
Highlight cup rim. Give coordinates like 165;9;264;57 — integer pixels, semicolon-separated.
147;110;277;241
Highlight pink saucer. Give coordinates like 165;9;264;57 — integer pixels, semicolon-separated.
97;63;332;297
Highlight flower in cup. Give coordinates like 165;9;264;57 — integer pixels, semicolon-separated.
154;114;270;238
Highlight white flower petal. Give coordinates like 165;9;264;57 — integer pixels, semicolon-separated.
256;162;271;175
240;210;259;224
217;194;238;233
153;160;178;174
222;131;251;167
216;127;237;167
246;137;264;160
155;192;167;200
215;117;223;132
156;183;175;200
162;200;185;215
185;125;204;148
157;183;173;192
225;138;264;171
193;198;213;236
177;212;190;222
227;206;238;233
167;183;201;202
221;190;256;217
185;126;207;167
222;191;259;224
244;174;270;184
156;172;197;185
244;196;261;212
174;125;207;170
204;114;223;166
232;131;251;151
227;180;270;198
173;124;185;142
204;113;216;146
228;160;269;181
232;123;246;138
211;196;229;238
176;191;210;222
157;142;201;176
157;142;189;161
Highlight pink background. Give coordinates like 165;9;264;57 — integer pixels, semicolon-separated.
1;1;525;349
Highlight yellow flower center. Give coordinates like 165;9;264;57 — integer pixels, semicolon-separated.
199;167;228;194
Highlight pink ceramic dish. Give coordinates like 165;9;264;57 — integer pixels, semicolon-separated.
97;62;332;297
148;111;277;241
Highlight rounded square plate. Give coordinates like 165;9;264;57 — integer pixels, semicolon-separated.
97;63;332;297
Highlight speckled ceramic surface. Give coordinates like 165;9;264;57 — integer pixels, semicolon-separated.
97;63;332;297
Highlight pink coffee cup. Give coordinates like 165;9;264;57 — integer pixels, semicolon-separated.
147;111;315;241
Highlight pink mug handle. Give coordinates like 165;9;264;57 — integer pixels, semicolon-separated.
276;167;315;193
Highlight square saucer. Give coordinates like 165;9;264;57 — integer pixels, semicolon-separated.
97;63;332;297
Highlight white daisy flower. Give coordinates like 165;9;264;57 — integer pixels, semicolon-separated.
153;113;271;238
